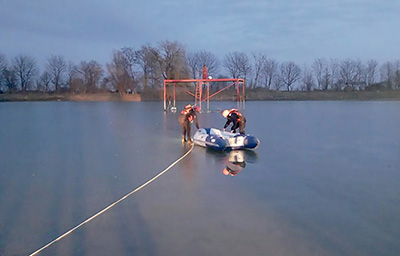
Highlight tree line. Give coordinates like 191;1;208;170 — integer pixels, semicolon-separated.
1;40;399;94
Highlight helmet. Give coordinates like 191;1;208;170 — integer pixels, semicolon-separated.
223;167;240;176
222;109;229;118
222;168;230;176
185;104;192;109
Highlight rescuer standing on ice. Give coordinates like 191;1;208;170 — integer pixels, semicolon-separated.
178;104;199;143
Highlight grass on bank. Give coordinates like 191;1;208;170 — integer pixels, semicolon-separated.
1;89;400;102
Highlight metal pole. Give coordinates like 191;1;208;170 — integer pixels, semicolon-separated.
163;80;166;111
199;80;203;110
173;83;176;108
195;80;198;106
243;80;245;110
207;81;210;112
236;80;239;105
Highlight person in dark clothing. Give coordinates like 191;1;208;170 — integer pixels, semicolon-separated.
178;104;199;143
222;108;246;134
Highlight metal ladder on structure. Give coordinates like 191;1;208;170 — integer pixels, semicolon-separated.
194;81;202;110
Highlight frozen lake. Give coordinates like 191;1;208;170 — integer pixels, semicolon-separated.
0;100;399;256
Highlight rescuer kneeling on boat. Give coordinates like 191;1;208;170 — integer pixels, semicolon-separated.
222;108;246;134
178;104;200;143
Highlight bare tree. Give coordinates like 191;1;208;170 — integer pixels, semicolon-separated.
312;58;325;90
223;52;243;78
66;61;77;91
223;52;251;81
354;60;365;89
381;60;400;89
187;52;200;79
251;52;267;88
393;60;400;89
187;51;219;79
143;45;166;88
106;50;133;94
0;53;6;91
0;54;5;71
339;59;363;90
364;59;378;87
241;59;252;85
273;75;284;91
134;45;154;89
120;46;143;91
12;54;38;91
144;40;188;88
312;58;339;90
301;66;315;91
39;71;51;92
380;61;393;89
45;55;67;92
328;59;339;90
223;53;239;79
2;67;17;93
263;58;278;89
75;60;104;93
121;47;137;81
280;61;301;91
0;53;17;93
158;40;188;80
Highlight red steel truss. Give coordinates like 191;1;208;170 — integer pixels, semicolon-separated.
163;78;245;111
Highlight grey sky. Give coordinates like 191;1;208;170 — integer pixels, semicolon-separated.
1;0;399;69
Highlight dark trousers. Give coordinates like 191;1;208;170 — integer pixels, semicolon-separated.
232;117;246;134
178;115;192;141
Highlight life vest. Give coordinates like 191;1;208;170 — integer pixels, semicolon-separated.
228;108;242;121
181;108;194;122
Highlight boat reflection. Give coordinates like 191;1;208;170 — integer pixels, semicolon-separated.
223;150;246;176
206;149;258;177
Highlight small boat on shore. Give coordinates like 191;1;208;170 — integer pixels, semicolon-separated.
193;128;260;151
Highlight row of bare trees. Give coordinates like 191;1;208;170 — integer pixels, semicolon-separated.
0;53;105;93
230;53;400;91
106;41;189;94
1;40;400;94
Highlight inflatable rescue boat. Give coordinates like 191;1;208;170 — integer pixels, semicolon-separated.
193;128;260;151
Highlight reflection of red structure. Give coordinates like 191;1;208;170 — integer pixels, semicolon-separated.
163;66;245;111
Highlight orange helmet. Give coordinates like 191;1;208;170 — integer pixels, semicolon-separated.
223;168;230;175
222;109;230;118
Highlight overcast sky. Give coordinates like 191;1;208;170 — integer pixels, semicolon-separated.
1;0;399;69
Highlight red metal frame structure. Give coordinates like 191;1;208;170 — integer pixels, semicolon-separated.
163;78;245;111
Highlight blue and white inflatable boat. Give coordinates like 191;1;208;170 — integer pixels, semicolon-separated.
193;128;260;151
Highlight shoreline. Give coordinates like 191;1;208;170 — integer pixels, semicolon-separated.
1;90;400;102
0;92;141;102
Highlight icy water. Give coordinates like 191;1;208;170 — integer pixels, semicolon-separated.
0;101;399;256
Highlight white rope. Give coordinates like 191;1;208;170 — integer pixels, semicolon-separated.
30;143;195;256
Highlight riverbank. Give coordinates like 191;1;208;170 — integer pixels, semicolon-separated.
1;89;400;102
0;92;141;102
242;89;400;101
